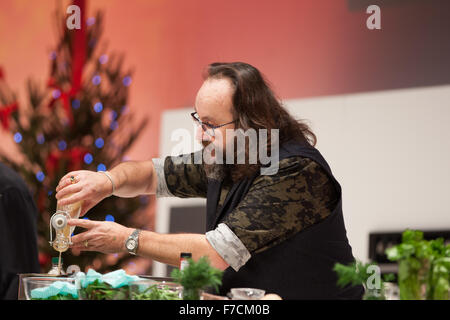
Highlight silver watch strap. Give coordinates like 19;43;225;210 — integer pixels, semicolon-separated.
127;229;141;255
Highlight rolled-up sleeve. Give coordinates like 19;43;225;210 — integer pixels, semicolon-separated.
205;223;251;272
152;158;173;198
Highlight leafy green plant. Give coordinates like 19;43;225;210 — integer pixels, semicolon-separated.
131;284;181;300
171;256;223;300
386;229;450;300
385;230;428;300
78;279;129;300
424;238;450;300
333;260;394;300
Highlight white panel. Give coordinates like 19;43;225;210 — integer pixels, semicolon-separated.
285;85;450;261
157;84;450;267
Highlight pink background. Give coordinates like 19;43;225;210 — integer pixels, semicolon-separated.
1;0;448;160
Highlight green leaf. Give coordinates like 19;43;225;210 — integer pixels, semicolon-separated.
170;256;223;300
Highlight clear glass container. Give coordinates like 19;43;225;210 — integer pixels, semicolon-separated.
50;194;83;252
129;280;182;300
229;288;265;300
23;276;76;300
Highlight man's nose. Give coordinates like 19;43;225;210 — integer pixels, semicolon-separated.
195;125;213;142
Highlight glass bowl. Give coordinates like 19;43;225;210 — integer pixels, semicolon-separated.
22;276;76;300
229;288;265;300
129;279;182;300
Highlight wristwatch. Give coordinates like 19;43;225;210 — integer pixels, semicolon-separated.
125;229;140;255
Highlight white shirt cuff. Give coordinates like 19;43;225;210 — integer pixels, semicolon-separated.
206;223;251;272
152;158;174;198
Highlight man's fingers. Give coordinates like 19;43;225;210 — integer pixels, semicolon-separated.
56;172;81;191
57;191;85;206
71;238;101;252
55;183;83;200
68;218;100;229
70;244;98;252
70;230;91;244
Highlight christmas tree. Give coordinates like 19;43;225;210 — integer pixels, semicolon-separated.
0;0;150;273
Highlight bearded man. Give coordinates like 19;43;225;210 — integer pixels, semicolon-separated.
55;62;363;299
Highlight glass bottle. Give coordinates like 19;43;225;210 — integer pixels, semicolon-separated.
180;252;192;271
50;192;83;252
48;257;65;276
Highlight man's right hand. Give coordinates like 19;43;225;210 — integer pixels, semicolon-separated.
55;170;113;216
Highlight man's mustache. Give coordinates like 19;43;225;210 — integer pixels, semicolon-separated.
201;140;211;149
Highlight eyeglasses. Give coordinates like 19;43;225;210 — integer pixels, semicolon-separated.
191;111;238;137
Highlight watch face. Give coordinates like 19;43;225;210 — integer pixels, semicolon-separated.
126;239;136;250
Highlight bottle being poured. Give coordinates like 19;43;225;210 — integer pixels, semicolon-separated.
49;176;83;275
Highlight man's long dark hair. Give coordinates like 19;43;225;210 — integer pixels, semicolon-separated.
205;62;317;182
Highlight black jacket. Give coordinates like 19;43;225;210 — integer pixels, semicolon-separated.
0;162;40;300
206;141;364;299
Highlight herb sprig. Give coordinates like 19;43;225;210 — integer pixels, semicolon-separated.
171;256;223;300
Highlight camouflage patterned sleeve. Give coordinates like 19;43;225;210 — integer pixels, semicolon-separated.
162;150;208;198
222;156;339;256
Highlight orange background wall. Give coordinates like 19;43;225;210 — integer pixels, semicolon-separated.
1;0;449;161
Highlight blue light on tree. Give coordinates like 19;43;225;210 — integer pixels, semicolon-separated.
122;76;132;87
105;214;115;222
36;133;45;144
58;140;67;151
52;89;61;99
36;171;45;182
13;132;22;143
94;102;103;113
95;138;104;148
110;110;117;121
99;54;108;64
86;17;96;26
110;121;119;131
97;163;106;171
84;153;93;164
92;74;101;85
72;99;81;109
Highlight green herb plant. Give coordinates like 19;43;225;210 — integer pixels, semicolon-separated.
385;229;429;300
171;256;223;300
425;238;450;300
333;260;394;300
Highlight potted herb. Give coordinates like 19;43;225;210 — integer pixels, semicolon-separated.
171;256;223;300
386;229;432;300
424;237;450;300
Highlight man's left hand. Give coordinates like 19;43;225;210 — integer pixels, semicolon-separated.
69;219;132;254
